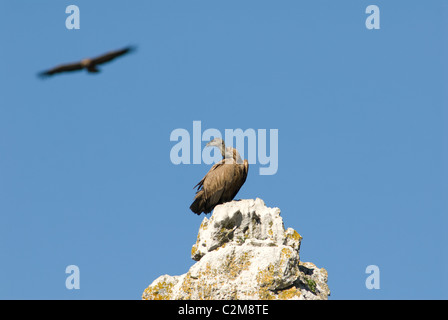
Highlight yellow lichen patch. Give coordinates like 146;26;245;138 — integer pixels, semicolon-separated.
280;247;293;263
191;244;198;257
278;247;297;276
202;262;218;278
267;220;274;238
222;250;252;280
285;229;303;252
200;219;209;231
257;286;276;300
219;242;228;249
287;230;302;242
320;267;328;280
256;264;277;289
194;263;226;300
277;286;302;300
194;280;218;300
142;280;174;300
178;272;195;299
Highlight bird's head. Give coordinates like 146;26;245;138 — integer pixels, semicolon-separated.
206;137;225;149
80;59;92;67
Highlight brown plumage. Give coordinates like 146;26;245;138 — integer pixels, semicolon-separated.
38;46;135;77
190;138;249;215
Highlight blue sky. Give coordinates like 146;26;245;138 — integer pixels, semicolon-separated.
0;1;446;299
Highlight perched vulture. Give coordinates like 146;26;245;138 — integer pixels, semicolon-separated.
190;138;249;215
38;46;135;77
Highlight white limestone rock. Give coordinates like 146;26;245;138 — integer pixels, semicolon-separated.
142;198;330;300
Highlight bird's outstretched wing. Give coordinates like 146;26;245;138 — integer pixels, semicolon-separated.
38;62;84;77
90;46;136;65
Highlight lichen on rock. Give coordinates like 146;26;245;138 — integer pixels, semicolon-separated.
142;198;330;300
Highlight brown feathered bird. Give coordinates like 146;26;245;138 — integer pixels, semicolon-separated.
38;46;135;77
190;138;249;215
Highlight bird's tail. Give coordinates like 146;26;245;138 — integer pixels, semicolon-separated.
190;191;207;215
87;66;100;73
190;199;204;215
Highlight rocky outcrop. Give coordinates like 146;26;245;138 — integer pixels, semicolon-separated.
142;198;330;300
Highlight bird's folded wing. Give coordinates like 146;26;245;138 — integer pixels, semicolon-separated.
202;161;235;202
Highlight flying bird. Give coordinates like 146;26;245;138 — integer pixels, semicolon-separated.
190;138;249;215
38;46;136;78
